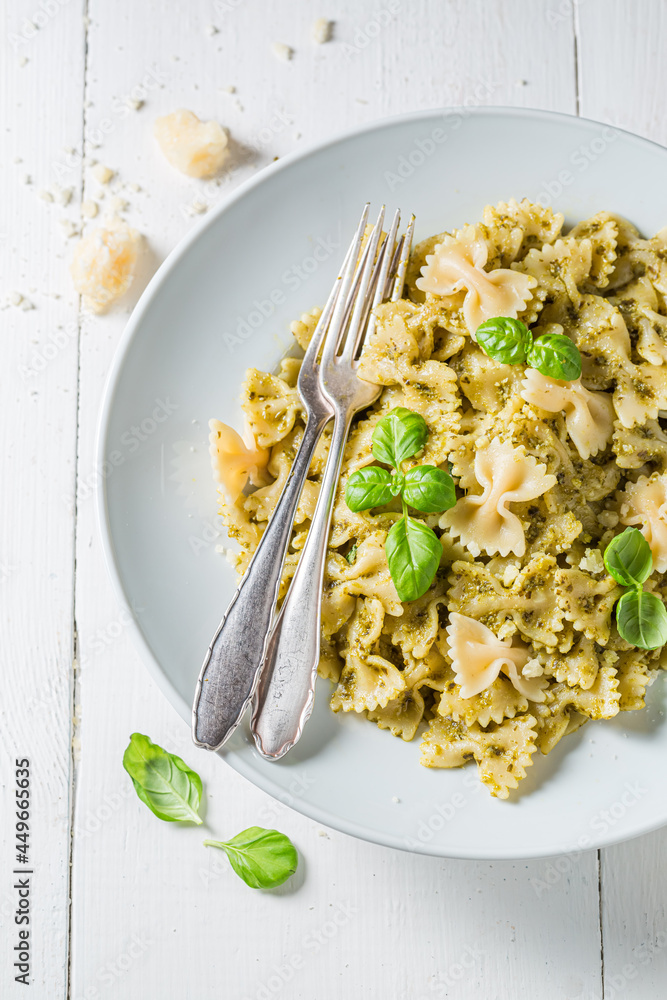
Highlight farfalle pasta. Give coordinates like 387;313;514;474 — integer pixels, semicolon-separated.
213;200;667;799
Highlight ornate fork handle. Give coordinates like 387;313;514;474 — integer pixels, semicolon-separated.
252;409;352;758
192;410;330;751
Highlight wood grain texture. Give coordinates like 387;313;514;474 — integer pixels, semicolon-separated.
3;0;667;997
0;1;86;997
67;3;604;999
577;3;667;995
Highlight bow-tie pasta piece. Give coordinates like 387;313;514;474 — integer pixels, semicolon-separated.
568;212;619;288
617;474;667;572
366;688;426;742
572;296;667;427
441;437;557;558
241;368;302;447
421;714;539;799
445;612;547;701
610;276;667;367
437;672;529;728
482;198;564;264
416;224;536;335
613;419;667;470
520;369;614;459
209;419;270;502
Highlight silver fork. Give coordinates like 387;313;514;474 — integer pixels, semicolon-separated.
251;208;414;760
192;205;375;751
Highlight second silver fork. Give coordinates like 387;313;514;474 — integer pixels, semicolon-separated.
252;207;414;759
193;205;378;751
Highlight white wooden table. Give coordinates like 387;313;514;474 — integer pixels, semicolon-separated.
1;1;666;996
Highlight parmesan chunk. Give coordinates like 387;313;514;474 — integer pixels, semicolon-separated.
154;109;229;179
312;18;332;43
70;222;140;313
92;163;114;185
271;41;293;62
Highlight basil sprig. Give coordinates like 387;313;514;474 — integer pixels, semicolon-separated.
604;527;667;649
123;733;204;824
204;827;298;889
345;408;456;602
123;735;299;889
476;317;582;381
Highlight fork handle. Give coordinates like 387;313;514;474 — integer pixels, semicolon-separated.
251;409;352;758
192;411;330;750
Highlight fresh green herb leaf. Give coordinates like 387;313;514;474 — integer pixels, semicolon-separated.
385;514;442;602
390;469;405;496
345;466;393;511
123;733;203;824
475;317;532;365
615;589;667;650
604;527;653;587
402;465;457;513
346;544;357;564
526;333;582;381
203;827;298;889
372;407;428;468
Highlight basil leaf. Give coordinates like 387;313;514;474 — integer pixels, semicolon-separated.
526;333;582;381
123;733;203;824
616;589;667;650
390;470;405;496
475;317;532;364
204;827;298;889
372;408;428;467
346;544;357;564
402;465;456;513
345;467;393;511
385;514;442;602
604;527;653;587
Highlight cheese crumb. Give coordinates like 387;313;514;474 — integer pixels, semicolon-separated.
522;658;544;679
598;510;619;529
126;97;144;111
92;163;114;185
502;564;519;587
154;109;230;179
38;188;54;203
271;41;293;61
81;200;98;219
312;18;332;43
8;292;24;308
54;186;73;206
60;219;80;239
70;222;141;313
107;195;127;214
579;547;605;575
205;24;218;36
188;198;209;216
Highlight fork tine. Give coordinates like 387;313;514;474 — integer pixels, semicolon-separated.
300;209;367;372
391;213;415;302
364;208;401;341
318;203;370;363
338;205;386;362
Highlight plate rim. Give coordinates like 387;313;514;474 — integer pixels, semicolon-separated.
97;104;667;859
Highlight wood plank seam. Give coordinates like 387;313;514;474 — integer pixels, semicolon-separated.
66;1;91;995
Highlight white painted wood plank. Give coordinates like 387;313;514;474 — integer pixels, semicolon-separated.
577;0;667;145
576;2;667;996
0;1;85;996
68;2;604;998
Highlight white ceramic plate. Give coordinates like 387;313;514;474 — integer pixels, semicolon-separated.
98;107;667;859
